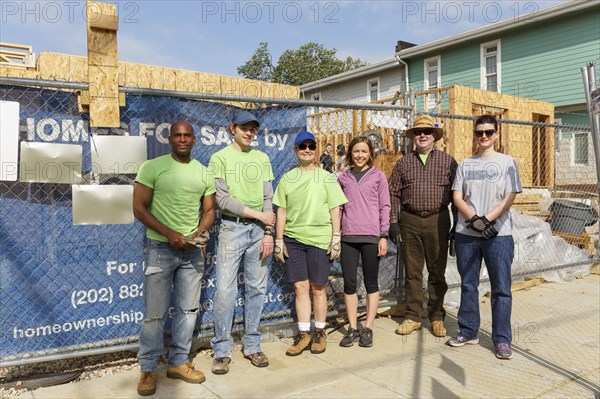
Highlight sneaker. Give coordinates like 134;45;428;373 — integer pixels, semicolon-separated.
446;335;480;347
286;331;311;356
359;327;373;347
395;319;422;335
431;320;447;337
167;362;206;384
339;328;360;347
137;371;156;396
310;328;327;354
211;357;231;375
495;343;513;360
245;351;269;367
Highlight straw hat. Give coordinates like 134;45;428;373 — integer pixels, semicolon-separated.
406;114;443;142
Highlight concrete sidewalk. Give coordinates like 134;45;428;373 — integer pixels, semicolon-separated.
14;275;600;399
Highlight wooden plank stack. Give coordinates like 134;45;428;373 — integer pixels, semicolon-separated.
512;193;543;215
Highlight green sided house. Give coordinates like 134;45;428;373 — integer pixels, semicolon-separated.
394;0;599;189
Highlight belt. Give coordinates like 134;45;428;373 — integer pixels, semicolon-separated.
221;214;257;225
402;206;446;218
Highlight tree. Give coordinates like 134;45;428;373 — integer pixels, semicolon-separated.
238;42;367;86
237;42;274;82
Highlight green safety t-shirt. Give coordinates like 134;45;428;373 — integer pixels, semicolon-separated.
136;154;216;242
208;146;274;215
273;167;347;249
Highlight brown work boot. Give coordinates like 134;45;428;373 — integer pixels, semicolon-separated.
310;328;327;354
211;357;231;375
137;371;156;396
395;319;422;335
286;331;311;356
245;351;269;367
166;362;206;384
431;320;447;337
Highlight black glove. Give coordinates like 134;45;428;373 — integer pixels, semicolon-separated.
481;223;499;239
466;215;498;239
465;215;480;231
467;215;494;232
389;223;401;245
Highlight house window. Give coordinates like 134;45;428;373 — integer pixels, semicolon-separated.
424;56;440;111
481;40;501;92
573;132;589;165
367;78;379;102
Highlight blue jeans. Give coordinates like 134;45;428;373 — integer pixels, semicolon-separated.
210;220;268;358
138;239;205;372
455;233;514;345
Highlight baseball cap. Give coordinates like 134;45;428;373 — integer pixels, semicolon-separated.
232;111;260;127
294;130;316;146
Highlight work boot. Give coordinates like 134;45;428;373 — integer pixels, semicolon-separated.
431;320;447;337
137;371;156;396
166;362;206;384
310;328;327;354
245;351;269;367
211;357;231;375
286;331;311;356
395;319;422;335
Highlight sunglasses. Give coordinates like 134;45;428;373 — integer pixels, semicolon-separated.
474;129;496;138
297;143;317;151
413;130;434;136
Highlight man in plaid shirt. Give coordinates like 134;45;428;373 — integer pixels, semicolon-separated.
389;115;457;338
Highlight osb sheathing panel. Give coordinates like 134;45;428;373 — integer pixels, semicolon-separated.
3;52;299;101
38;52;69;80
444;85;554;187
87;2;119;127
0;65;39;79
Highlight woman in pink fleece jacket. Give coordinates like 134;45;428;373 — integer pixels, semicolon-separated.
337;135;391;348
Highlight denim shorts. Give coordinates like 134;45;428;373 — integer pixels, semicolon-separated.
283;236;331;285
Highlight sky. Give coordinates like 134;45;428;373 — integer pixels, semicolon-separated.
1;0;572;78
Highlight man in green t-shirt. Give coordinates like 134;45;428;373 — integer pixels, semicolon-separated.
133;121;216;396
209;111;276;375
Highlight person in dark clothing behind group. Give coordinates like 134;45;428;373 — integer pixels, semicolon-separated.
320;143;334;172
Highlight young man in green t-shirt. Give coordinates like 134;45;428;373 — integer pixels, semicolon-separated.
209;111;276;375
133;121;216;396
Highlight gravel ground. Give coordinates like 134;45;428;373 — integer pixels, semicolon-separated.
0;345;220;399
0;351;140;398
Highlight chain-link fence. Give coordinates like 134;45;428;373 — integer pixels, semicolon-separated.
309;102;598;310
1;77;598;367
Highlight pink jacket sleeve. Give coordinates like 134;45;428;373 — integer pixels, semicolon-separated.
378;169;391;233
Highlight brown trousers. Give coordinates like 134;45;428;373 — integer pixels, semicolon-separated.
399;208;450;322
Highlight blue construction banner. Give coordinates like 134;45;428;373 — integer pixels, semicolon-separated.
0;86;306;358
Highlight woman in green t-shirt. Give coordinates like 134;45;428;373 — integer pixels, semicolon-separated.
273;130;347;357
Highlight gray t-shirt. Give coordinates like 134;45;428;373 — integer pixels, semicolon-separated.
452;153;522;237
